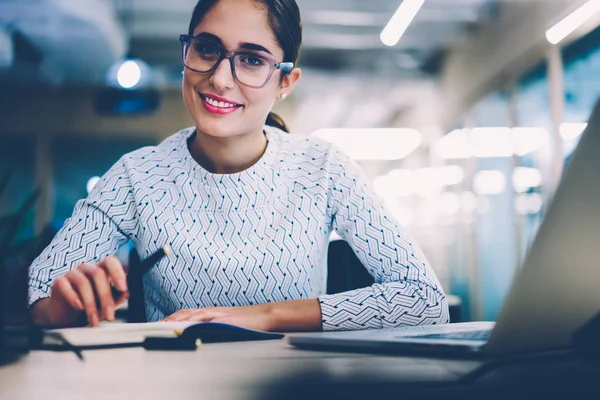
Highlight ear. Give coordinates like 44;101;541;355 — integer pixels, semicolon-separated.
279;67;302;95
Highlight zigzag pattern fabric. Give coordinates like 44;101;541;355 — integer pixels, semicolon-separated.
28;126;449;330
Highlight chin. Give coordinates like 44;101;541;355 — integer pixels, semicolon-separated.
195;118;245;139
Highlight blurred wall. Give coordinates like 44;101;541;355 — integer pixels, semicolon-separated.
0;86;192;140
0;85;298;231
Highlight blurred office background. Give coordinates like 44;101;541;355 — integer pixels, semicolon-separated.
1;0;599;322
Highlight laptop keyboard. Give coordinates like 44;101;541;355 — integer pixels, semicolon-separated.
408;329;492;341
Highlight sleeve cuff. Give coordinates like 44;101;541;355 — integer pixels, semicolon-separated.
28;279;51;308
318;288;384;331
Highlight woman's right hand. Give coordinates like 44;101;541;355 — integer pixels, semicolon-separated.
31;256;129;327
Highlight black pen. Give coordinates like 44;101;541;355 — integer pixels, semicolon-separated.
111;244;173;299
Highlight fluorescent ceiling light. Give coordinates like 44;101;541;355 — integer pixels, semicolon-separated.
414;168;443;197
381;0;426;47
437;193;461;216
384;200;414;227
474;170;506;196
373;170;416;198
312;128;421;160
461;192;478;213
434;129;472;159
439;165;465;186
515;193;544;215
436;127;548;159
513;128;549;156
546;0;600;45
470;128;514;158
373;166;463;199
513;168;543;193
560;122;587;139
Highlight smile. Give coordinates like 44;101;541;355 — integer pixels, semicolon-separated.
199;93;243;115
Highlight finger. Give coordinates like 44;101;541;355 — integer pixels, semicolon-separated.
175;310;226;323
99;256;127;293
53;276;84;311
67;268;100;326
80;263;116;321
162;309;197;322
115;291;129;307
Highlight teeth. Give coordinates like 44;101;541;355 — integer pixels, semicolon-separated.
203;95;237;108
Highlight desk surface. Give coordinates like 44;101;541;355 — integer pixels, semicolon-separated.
1;335;598;400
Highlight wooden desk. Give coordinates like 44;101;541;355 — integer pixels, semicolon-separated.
1;336;598;400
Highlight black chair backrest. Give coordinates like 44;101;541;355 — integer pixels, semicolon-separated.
327;240;374;294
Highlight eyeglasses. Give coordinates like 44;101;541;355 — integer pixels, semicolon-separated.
179;34;294;89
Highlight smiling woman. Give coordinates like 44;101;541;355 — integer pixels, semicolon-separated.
27;0;449;332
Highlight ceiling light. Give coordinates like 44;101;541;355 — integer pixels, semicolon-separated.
513;168;543;193
471;128;514;158
439;165;465;186
560;122;587;139
546;1;600;45
312;128;421;160
438;192;461;216
515;193;544;215
436;127;548;159
461;191;478;213
514;128;549;156
474;170;506;196
117;60;142;89
435;129;472;159
107;58;151;90
373;169;415;198
414;168;443;197
381;0;426;47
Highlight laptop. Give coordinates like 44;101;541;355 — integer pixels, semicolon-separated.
289;99;600;359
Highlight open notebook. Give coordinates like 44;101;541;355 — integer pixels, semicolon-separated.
40;321;284;350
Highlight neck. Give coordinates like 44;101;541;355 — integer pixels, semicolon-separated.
189;129;268;174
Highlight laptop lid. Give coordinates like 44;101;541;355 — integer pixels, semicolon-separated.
485;99;600;356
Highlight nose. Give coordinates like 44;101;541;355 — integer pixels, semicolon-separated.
209;57;235;91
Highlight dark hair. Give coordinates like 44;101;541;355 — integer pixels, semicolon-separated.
188;0;302;133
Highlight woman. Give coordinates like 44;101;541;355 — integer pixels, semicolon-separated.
28;0;449;331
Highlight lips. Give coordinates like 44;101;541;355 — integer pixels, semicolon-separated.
199;93;243;115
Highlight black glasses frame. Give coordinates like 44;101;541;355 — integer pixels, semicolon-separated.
179;34;294;89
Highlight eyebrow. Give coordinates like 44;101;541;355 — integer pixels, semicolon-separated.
194;32;274;56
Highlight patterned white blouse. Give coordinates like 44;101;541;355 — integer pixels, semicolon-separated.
28;126;449;330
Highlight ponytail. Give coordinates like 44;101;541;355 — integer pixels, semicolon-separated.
266;112;289;133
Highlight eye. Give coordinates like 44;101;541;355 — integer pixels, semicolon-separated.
193;41;221;57
239;54;268;67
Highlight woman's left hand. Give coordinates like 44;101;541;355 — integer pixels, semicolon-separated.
161;304;274;332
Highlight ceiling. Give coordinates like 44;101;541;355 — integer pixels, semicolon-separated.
123;0;499;80
0;0;500;86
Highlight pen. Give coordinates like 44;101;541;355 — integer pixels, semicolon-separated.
111;244;172;299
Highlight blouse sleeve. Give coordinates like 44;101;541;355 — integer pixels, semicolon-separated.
318;145;449;331
28;157;138;307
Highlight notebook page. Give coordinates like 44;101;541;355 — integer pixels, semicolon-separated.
43;321;198;347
